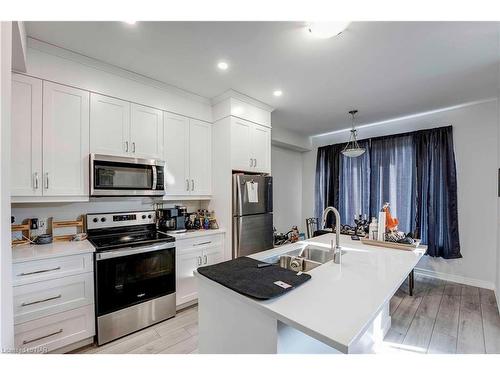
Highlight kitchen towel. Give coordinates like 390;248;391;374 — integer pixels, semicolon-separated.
246;181;259;203
197;256;311;300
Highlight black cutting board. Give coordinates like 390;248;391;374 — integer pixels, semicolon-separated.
197;256;311;300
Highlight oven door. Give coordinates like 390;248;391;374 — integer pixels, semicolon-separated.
90;154;165;196
95;242;175;317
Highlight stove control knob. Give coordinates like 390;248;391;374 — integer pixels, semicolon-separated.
142;215;147;219
148;214;152;219
100;217;106;222
93;218;98;223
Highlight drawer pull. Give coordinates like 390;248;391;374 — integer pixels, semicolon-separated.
193;241;212;247
21;294;62;307
18;266;61;276
204;255;208;264
22;329;63;345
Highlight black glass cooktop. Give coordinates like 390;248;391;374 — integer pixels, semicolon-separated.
88;230;174;252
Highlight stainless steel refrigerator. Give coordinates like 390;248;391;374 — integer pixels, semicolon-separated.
232;174;273;258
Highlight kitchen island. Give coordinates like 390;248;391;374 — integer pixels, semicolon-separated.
194;233;426;354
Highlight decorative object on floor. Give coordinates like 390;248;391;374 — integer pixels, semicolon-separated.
52;218;85;242
341;110;366;158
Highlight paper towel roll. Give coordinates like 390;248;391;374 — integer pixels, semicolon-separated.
377;211;386;241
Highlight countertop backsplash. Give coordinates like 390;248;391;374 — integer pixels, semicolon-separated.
11;198;209;237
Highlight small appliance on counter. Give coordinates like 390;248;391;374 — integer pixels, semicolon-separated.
87;210;176;346
157;206;188;233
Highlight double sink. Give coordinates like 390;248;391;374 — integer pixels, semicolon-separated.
265;245;334;272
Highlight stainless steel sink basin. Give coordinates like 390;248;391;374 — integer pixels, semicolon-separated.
299;246;333;263
276;245;333;272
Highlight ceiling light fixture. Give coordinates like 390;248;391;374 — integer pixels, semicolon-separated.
123;21;137;25
341;110;365;158
307;21;350;39
273;90;283;97
217;61;229;71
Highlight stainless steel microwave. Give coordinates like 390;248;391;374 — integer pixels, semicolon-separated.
90;154;165;197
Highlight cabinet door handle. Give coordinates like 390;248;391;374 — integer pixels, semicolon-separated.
204;255;208;264
21;294;62;307
254;158;257;168
191;179;194;192
17;266;61;276
197;256;202;266
33;172;39;189
44;173;49;189
125;141;129;152
193;241;212;246
132;142;136;153
186;179;190;191
22;329;63;345
249;158;252;167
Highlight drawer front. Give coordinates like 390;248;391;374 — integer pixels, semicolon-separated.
176;234;224;252
13;253;93;286
14;273;94;324
14;304;95;353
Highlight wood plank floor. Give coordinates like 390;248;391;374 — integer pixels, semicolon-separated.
72;275;500;354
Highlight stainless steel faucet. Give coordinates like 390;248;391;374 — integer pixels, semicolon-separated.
321;206;342;264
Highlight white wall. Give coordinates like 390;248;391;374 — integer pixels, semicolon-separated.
271;145;304;234
0;21;14;350
303;99;499;289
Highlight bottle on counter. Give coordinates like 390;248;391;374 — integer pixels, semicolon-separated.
377;210;386;241
369;217;378;240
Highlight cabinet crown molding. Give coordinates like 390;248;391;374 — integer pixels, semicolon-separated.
211;90;274;112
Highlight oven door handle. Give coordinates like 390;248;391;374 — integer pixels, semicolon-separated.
96;242;175;260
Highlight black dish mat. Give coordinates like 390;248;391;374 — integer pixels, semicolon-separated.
197;256;311;300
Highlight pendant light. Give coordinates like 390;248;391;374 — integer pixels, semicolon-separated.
341;110;365;158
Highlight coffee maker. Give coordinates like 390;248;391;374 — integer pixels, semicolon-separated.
157;206;188;233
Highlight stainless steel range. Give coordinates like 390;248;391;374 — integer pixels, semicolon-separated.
87;210;176;346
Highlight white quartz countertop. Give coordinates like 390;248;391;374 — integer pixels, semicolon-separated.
195;233;426;353
168;228;225;240
12;240;96;263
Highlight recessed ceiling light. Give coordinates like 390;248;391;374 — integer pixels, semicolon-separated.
273;90;283;97
217;61;229;71
307;21;350;39
123;21;137;25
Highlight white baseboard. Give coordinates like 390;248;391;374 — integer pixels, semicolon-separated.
414;267;496;291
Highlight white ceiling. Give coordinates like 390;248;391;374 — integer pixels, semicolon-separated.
26;21;499;136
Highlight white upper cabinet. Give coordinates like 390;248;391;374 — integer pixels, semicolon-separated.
164;114;212;197
189;120;212;195
11;74;43;197
231;118;253;171
42;82;90;197
90;93;130;157
90;95;163;160
130;104;163;159
164;113;190;195
251;123;271;173
230;117;271;173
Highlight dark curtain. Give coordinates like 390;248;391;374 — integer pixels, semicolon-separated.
414;126;461;259
315;143;345;227
315;125;462;259
339;140;371;226
370;134;416;233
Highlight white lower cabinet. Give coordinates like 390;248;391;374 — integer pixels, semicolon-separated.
13;273;94;324
14;304;95;353
13;253;95;353
176;234;224;306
